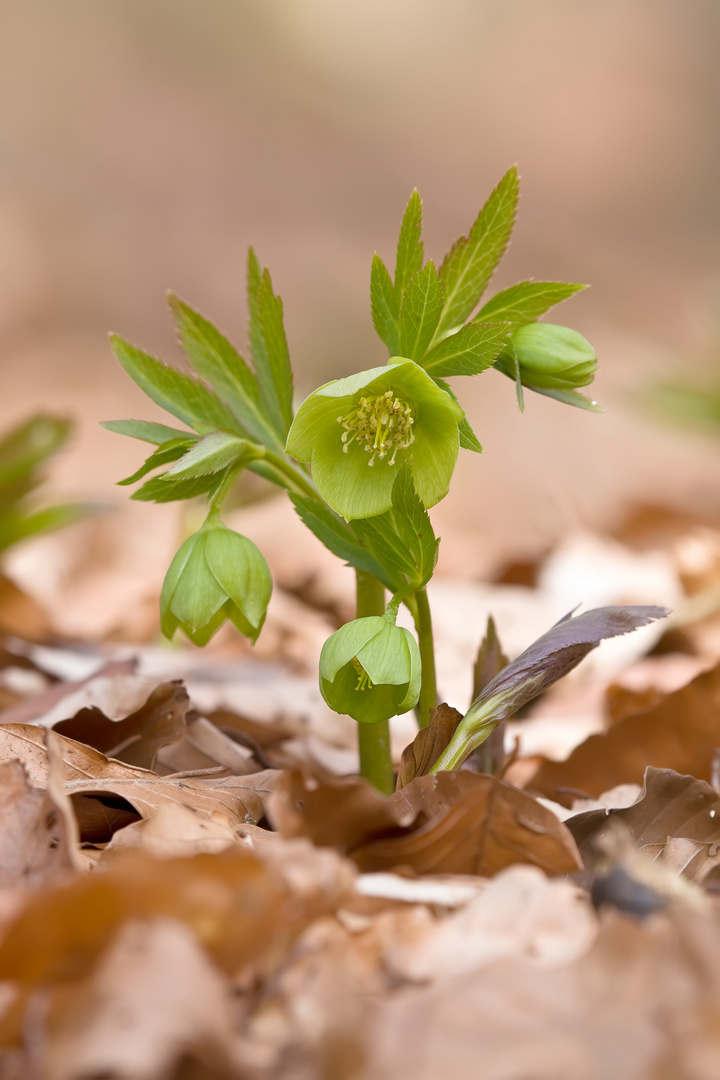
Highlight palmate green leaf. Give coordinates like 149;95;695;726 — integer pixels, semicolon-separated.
100;419;193;445
398;262;444;362
370;253;400;354
433;376;483;453
290;495;393;589
353;466;438;591
434;166;519;343
110;336;242;436
423;321;509;377
118;437;197;486
247;249;294;441
168;295;282;451
395;189;424;302
476;280;587;327
166;432;261;479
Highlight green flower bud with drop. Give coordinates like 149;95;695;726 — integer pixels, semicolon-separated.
494;323;598;409
285;358;464;520
160;519;271;646
319;608;421;724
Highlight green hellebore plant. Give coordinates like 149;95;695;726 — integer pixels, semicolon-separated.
285;357;464;520
160;519;271;646
319;612;421;725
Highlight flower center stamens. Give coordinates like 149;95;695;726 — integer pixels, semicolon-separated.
337;390;415;467
351;656;372;691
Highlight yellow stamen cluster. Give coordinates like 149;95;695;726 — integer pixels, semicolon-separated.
351;656;372;691
337;390;415;467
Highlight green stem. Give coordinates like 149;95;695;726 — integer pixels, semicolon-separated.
355;569;394;795
263;449;322;502
411;586;437;729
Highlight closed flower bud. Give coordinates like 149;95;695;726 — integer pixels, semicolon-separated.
285;358;464;520
160;520;271;646
319;615;421;724
495;323;597;392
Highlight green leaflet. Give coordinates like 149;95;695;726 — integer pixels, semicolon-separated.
423;321;509;377
434;166;519;342
476;280;587;327
110;335;243;436
166;432;260;480
394;189;424;303
118;437;197;486
100;419;193;445
247;248;294;440
370;253;400;354
432;377;483;453
168;294;282;451
353;466;439;591
131;471;226;504
290;495;393;589
398;261;444;362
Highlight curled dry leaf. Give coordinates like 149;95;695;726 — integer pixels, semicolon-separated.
353;771;581;877
567;766;720;888
52;680;189;770
396;702;463;789
530;660;720;806
0;723;282;842
270;769;580;877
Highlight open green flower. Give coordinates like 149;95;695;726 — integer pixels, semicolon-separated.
160;519;272;645
319;614;421;724
285;358;464;520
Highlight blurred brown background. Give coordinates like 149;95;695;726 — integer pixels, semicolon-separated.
3;0;720;586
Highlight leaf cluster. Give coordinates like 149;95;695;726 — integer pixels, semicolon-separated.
370;167;588;436
103;249;295;505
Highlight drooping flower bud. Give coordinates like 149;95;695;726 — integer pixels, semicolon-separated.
494;323;597;407
160;520;271;645
319;614;421;724
285;358;464;520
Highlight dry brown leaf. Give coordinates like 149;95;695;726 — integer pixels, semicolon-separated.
530;660;720;805
99;802;241;862
0;759;74;888
567;766;720;886
396;703;463;790
52;680;188;769
35;918;236;1080
0;723;282;841
158;715;260;776
353;771;582;877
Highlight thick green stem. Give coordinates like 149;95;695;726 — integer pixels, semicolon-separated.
411;586;437;728
355;569;394;794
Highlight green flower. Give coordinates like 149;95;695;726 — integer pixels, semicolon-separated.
160;520;271;645
319;614;421;724
495;323;597;403
285;358;464;520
